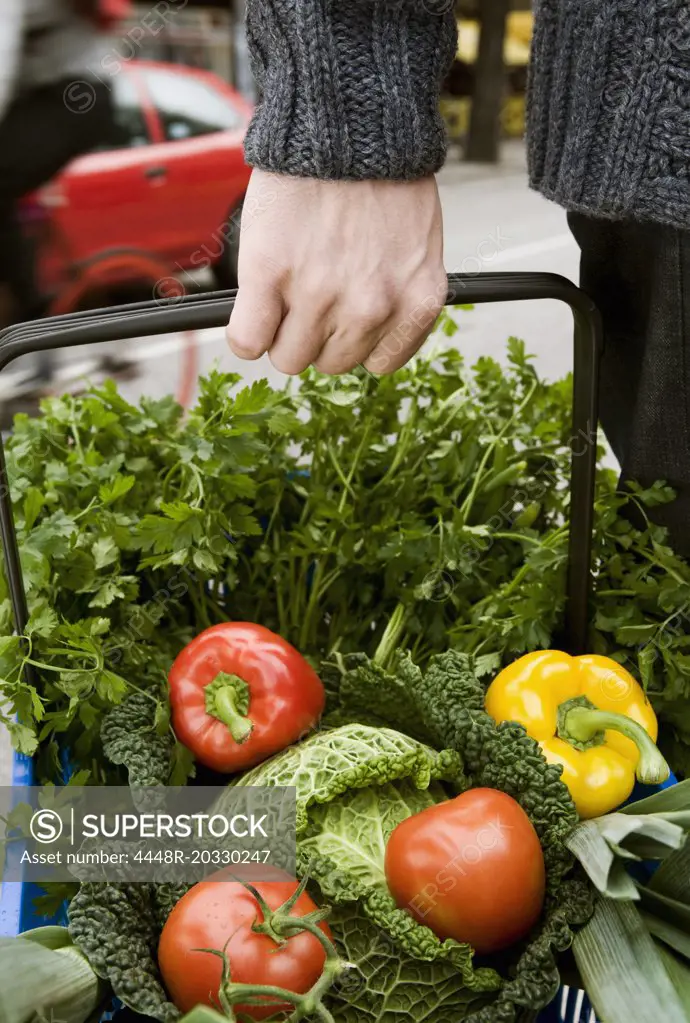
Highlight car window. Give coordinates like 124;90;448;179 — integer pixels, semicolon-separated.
141;69;241;141
109;72;150;149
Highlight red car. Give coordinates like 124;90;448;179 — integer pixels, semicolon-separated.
27;61;254;313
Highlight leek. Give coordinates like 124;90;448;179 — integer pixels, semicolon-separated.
0;929;107;1023
572;898;687;1023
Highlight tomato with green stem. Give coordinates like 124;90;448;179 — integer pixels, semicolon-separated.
385;788;545;954
168;623;325;773
158;873;338;1021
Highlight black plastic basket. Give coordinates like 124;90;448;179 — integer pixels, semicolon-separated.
0;272;602;665
0;273;605;1020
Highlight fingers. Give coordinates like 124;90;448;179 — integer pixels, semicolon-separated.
267;291;337;375
227;270;447;376
226;281;284;362
312;293;393;375
364;274;446;375
314;272;447;376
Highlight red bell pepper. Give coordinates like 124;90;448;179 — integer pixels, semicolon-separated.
168;623;325;773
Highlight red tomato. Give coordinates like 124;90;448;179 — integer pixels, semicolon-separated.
158;876;332;1020
384;788;545;954
168;623;325;773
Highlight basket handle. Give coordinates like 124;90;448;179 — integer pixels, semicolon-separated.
0;272;602;654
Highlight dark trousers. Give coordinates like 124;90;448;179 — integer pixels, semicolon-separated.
569;212;690;556
0;80;116;323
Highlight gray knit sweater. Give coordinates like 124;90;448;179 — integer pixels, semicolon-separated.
244;0;690;230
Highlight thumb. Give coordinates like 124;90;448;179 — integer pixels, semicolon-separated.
226;282;284;361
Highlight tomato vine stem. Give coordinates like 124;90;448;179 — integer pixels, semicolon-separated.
196;875;346;1022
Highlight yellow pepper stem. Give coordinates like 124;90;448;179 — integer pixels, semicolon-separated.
559;703;670;786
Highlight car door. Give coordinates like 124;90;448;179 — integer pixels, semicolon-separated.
46;68;175;266
131;65;252;269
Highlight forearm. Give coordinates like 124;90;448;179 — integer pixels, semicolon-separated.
244;0;457;181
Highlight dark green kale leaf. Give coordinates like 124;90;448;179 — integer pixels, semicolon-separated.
323;651;437;745
101;692;176;787
68;882;189;1023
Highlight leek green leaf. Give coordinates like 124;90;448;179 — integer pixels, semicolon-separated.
649;837;690;903
619;780;690;817
642;913;690;962
655;943;690;1012
573;898;687;1023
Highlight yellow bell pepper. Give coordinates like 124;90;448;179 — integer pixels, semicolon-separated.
485;651;669;819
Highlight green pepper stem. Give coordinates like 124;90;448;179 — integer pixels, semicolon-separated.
205;675;253;744
561;705;670;785
214;688;252;744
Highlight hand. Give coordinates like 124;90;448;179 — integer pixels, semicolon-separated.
226;170;447;375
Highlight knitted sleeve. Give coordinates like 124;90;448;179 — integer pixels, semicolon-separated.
243;0;458;181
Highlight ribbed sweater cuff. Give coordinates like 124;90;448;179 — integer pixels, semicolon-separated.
244;1;457;181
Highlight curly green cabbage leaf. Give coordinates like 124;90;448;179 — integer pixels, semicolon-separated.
314;650;595;1021
326;902;497;1022
326;889;593;1023
230;722;467;830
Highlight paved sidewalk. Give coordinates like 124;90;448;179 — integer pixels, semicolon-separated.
439;141;579;380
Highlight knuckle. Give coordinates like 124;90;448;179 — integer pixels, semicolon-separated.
405;279;446;326
347;293;393;334
341;316;370;339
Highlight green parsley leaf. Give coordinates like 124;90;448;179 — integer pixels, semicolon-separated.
99;475;135;505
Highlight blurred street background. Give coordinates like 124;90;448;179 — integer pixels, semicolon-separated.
0;0;582;779
0;0;578;422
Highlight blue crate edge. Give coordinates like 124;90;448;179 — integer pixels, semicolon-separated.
0;750;69;937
